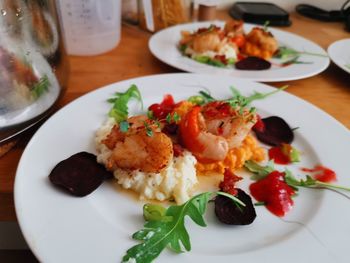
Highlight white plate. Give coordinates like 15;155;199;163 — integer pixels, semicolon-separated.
149;21;330;82
328;38;350;74
15;73;350;263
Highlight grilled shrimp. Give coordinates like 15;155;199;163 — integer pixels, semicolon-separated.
103;115;173;173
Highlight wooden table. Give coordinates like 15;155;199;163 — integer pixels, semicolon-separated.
0;11;349;256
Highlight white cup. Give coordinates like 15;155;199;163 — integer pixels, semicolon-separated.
57;0;121;56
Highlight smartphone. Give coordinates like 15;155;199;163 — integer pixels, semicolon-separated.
229;2;291;26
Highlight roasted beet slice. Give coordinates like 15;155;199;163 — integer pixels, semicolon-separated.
253;116;294;146
49;152;112;197
215;189;256;225
235;56;271;70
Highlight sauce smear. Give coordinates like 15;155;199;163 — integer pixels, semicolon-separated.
301;165;336;183
249;171;295;217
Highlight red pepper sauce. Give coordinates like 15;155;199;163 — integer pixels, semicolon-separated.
249;171;295;217
301;165;336;183
268;146;290;165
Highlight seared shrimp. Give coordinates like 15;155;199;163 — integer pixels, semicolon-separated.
242;27;278;59
180;106;229;163
103;115;173;173
202;101;257;149
179;102;256;163
224;19;244;36
191;31;223;53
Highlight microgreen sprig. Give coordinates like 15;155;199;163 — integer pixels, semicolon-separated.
275;46;328;60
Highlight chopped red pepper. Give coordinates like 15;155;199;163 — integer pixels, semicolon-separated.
148;94;175;120
219;169;242;196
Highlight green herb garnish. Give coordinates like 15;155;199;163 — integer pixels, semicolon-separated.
165;112;181;123
188;90;215;105
284;170;350;192
345;64;350;70
179;44;187;53
263;20;270;32
144;121;153;137
108;84;143;123
244;160;275;180
274;46;328;60
122;191;244;263
31;75;49;99
226;85;288;114
119;120;130;132
245;161;350;192
193;55;226;68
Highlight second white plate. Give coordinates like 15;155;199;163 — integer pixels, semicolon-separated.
328;38;350;74
149;21;330;82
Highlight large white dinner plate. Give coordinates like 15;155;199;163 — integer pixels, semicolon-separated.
149;21;330;82
328;38;350;74
15;73;350;263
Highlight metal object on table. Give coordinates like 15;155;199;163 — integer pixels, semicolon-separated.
0;0;69;145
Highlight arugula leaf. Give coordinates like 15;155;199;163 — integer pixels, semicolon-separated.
122;191;244;263
345;64;350;70
108;84;143;123
31;75;50;99
244;160;275;180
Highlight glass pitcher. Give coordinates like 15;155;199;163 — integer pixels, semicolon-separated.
0;0;68;143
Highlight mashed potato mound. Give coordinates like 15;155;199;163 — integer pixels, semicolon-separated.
196;135;266;174
95;118;198;204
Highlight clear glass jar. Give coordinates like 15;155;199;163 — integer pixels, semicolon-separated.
0;0;68;143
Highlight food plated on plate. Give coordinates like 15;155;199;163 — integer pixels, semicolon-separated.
149;21;330;81
178;19;326;70
47;81;350;263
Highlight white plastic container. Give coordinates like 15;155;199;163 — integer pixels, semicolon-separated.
57;0;121;56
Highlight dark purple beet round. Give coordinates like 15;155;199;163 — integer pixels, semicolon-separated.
49;152;112;197
235;56;271;70
254;116;294;146
214;189;256;225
